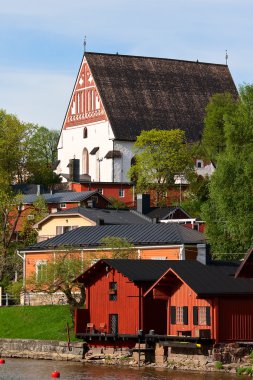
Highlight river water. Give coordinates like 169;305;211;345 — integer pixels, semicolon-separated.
0;359;238;380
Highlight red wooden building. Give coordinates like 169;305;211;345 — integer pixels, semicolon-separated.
75;258;253;346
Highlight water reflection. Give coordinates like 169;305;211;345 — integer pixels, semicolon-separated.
0;359;237;380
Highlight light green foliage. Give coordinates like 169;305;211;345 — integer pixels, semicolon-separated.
100;236;138;259
27;252;87;314
201;92;236;162
214;361;223;370
108;196;127;209
237;366;253;376
26;127;60;187
19;196;48;246
202;84;253;256
128;129;194;205
181;175;210;217
0;109;36;184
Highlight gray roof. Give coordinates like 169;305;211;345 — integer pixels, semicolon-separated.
77;259;253;296
21;191;101;204
85;52;237;142
48;207;152;225
144;206;191;220
24;223;206;251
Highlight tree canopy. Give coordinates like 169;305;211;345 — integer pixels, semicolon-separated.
128;129;194;205
202;84;253;256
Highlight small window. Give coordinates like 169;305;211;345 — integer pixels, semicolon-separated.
171;306;188;325
56;226;78;235
193;306;211;326
83;127;88;138
196;160;203;168
176;306;184;324
109;282;117;301
60;203;66;208
36;260;47;282
27;214;35;221
97;188;103;195
119;189;125;198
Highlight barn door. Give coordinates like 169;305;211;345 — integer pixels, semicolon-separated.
109;314;118;335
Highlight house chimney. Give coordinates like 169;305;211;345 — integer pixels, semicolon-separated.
137;194;150;214
68;158;80;182
96;218;104;226
37;185;41;196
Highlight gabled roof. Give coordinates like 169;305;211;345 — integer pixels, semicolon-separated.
34;206;152;228
144;206;191;220
76;259;253;296
85;52;238;142
23;223;206;251
235;247;253;278
21;191;106;205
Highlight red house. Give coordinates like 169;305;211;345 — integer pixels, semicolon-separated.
75;259;253;346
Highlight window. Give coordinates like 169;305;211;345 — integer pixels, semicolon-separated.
60;203;66;208
97;188;103;195
109;282;117;301
196;160;203;168
82;148;89;174
171;306;188;325
119;188;125;198
36;260;47;281
193;306;211;326
56;226;78;235
83;127;88;139
27;214;34;221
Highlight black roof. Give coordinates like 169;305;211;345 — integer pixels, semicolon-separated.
77;259;253;296
44;206;152;225
85;52;238;142
144;206;191;220
21;191;104;204
23;223;206;251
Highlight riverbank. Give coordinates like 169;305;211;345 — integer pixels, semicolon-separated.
1;338;253;376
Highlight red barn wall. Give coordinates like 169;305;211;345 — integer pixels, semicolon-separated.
218;297;253;342
87;268;140;335
169;282;212;337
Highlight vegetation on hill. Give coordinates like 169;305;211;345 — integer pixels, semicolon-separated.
0;305;79;341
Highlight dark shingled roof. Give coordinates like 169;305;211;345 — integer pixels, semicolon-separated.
85;52;238;142
37;206;152;226
21;191;102;204
23;223;206;251
144;206;191;220
76;259;253;296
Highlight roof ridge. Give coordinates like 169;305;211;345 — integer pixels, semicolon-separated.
85;51;228;67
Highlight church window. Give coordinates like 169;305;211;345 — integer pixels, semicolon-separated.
83;127;88;139
82;148;89;174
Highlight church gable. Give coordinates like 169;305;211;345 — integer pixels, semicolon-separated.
64;58;107;129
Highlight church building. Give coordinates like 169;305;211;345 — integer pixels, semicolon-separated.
55;52;237;203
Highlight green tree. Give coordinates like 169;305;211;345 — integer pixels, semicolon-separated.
0;109;36;184
19;196;48;246
202;84;253;256
128;129;194;205
27;252;87;318
100;236;138;259
26;127;60;187
201;92;236;162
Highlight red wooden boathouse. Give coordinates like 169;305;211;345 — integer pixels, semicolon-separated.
75;259;253;345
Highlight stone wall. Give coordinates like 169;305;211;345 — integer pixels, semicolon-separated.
0;339;85;361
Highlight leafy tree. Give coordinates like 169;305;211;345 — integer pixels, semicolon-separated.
26;127;61;187
202;84;253;256
128;129;194;205
201;92;236;162
19;196;48;246
181;175;210;217
27;252;87;318
0;109;36;184
100;236;138;259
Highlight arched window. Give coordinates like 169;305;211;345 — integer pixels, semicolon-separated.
82;148;89;174
83;127;88;139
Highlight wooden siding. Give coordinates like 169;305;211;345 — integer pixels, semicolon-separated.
169;281;212;337
185;247;198;260
87;268;141;334
218;297;253;342
141;247;179;260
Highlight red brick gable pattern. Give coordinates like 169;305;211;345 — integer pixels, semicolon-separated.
64;59;107;128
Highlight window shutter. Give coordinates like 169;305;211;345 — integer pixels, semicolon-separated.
206;306;211;326
183;306;188;325
170;306;176;325
193;306;198;325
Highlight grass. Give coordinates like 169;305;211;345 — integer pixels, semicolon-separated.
0;305;80;341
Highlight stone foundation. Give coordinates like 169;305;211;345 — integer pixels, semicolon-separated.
0;339;85;361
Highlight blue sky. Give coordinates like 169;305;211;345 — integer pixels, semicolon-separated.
0;0;252;130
